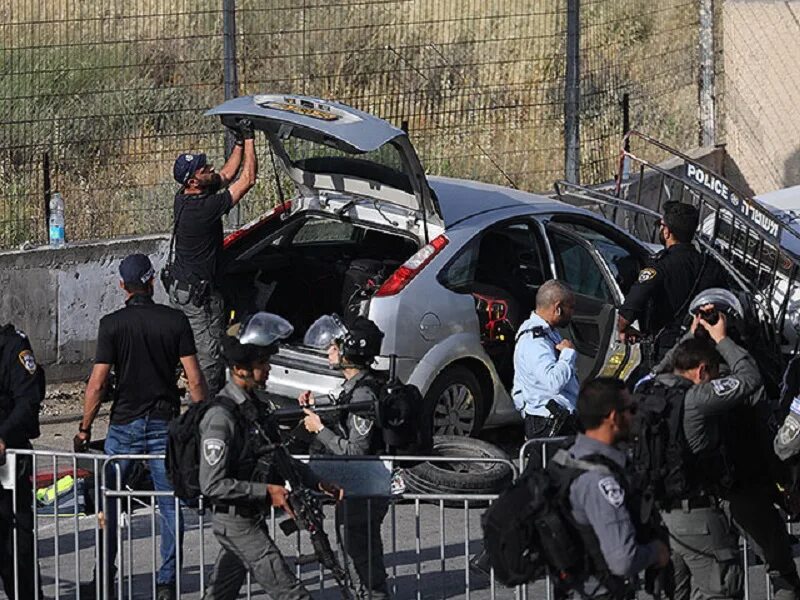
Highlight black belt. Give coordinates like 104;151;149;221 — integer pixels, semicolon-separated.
212;503;260;518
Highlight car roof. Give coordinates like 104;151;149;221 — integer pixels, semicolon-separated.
428;175;579;227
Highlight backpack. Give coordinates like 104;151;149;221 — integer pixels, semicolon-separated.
166;396;238;504
356;376;433;458
481;450;621;588
631;378;695;502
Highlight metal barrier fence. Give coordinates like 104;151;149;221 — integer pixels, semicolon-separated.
8;441;792;599
518;437;788;600
6;448;523;600
2;0;714;249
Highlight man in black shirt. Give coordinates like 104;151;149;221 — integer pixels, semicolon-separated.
0;323;44;599
618;201;729;365
75;253;207;600
166;118;258;396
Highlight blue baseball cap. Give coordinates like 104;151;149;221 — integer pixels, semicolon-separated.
119;253;155;285
173;153;207;185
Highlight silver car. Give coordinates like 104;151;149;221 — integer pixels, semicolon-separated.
210;94;648;436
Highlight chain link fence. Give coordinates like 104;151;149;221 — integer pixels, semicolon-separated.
1;0;709;250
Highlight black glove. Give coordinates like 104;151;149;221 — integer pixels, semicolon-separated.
227;124;245;146
318;481;344;501
238;118;254;141
73;432;90;453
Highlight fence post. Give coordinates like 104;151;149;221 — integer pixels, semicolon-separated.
564;0;581;184
222;0;241;228
699;0;715;147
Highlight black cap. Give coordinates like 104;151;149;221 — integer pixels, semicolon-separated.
119;253;155;285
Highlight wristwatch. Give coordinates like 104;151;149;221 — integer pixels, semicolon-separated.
78;425;91;435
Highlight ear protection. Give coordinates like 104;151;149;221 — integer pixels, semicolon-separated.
557;307;562;316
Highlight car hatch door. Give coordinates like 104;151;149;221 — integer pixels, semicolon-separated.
205;94;444;235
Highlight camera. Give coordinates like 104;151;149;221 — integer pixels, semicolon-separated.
697;308;720;325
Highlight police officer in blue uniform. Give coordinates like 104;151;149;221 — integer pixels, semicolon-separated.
512;279;579;440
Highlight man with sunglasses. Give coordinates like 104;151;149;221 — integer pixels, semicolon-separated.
617;201;728;366
563;377;670;598
165;118;258;397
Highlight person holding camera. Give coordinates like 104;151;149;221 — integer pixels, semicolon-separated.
165;118;258;396
512;279;579;441
653;289;800;600
618;201;728;366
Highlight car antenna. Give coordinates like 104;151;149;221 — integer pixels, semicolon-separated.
385;44;519;190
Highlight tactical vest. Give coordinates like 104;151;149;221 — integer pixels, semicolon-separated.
551;452;649;597
311;372;386;456
216;393;284;486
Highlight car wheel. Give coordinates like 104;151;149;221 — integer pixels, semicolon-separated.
425;365;485;437
402;435;513;503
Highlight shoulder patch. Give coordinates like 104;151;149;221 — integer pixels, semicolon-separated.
203;438;226;466
597;476;625;508
711;377;741;397
778;415;800;446
353;415;373;437
637;267;658;283
18;350;37;375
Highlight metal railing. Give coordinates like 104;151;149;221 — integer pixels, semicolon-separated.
6;448;521;600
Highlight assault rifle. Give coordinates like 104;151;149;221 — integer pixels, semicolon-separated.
251;422;353;599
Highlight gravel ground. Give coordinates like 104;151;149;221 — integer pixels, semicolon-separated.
37;382;110;452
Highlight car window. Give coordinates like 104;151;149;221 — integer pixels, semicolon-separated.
554;221;642;294
291;218;356;244
439;221;548;313
548;229;614;303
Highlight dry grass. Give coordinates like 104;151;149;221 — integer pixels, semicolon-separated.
1;0;701;247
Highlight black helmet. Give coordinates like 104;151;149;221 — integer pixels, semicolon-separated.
221;312;294;367
304;314;384;366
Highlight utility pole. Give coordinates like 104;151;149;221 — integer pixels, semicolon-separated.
699;0;715;146
565;0;581;183
222;0;241;227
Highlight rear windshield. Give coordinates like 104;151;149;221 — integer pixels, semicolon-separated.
283;138;413;194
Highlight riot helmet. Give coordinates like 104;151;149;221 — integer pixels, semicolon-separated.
688;288;745;323
304;314;384;367
221;312;294;368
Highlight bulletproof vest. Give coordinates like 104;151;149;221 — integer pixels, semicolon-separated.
312;372;386;456
218;393;284;485
634;379;734;501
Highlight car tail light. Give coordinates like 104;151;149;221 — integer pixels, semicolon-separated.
223;201;291;248
375;234;449;297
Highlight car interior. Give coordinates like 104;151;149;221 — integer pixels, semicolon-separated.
220;214;419;341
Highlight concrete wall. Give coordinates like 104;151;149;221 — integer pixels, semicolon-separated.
0;236;169;382
722;0;800;195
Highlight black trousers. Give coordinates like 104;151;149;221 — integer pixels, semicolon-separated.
0;454;40;599
728;484;800;591
524;415;575;469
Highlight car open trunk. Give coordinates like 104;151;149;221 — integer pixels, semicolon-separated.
220;211;420;350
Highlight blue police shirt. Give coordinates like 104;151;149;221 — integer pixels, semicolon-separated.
512;312;579;417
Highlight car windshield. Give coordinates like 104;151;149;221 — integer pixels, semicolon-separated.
282;137;414;193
